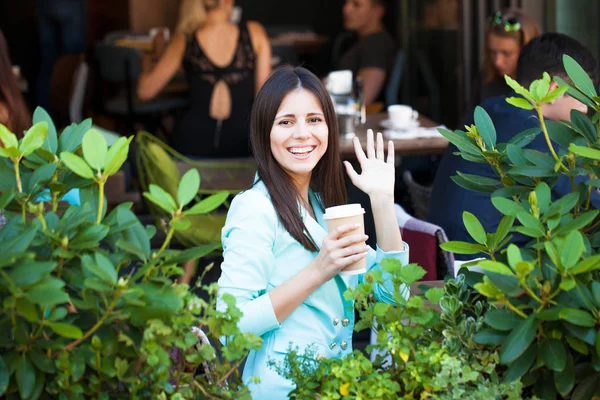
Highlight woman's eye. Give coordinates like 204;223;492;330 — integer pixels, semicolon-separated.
309;117;322;123
279;120;292;126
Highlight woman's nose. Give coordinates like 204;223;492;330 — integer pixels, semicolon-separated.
292;122;311;138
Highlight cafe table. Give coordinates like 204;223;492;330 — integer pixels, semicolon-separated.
339;112;449;158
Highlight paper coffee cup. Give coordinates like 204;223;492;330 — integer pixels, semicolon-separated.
323;204;367;276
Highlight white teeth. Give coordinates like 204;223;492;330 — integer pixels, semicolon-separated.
289;147;314;154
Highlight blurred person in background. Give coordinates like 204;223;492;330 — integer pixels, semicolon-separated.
336;0;395;105
469;8;540;112
138;0;271;158
35;0;87;110
0;29;31;138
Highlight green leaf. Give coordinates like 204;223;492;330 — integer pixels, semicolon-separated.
506;96;534;110
478;260;514;276
28;163;57;193
82;129;107;171
516;212;545;236
0;123;19;149
455;171;501;187
0;187;15;210
116;238;147;261
560;277;577;291
451;174;497;193
16;355;35;399
9;261;57;286
149;184;177;213
20;122;48;156
491;197;526;217
499;314;537;364
473;328;507;346
104;136;133;176
439;241;486;255
485;309;524;331
178;168;200;207
571;373;600;400
563;54;597;98
596;331;600;359
84;277;112;293
547;192;579;216
530;73;551;100
25;280;69;308
508;165;556;177
462;211;487;245
559;308;596;327
184;191;229;215
373;303;389;317
424;287;444;304
534;182;551;214
60;152;95;179
566;335;589;355
15;298;38;322
546;120;586;150
474;106;496;149
70;224;110;249
592;281;600;308
506;143;529;166
570;110;597;144
508;127;540;147
554;351;575;397
82;254;116;285
437;128;483;156
396;263;427;285
165;243;222;264
562;230;585;270
569;143;600;160
0;355;9;395
503;343;537;382
47;322;83;339
32;107;58;153
505;75;535;102
490;215;515;250
540;338;566;372
542;85;569;103
172;218;191;231
555;210;599;236
58;118;91;153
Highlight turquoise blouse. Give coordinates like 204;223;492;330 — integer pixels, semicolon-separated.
217;180;409;399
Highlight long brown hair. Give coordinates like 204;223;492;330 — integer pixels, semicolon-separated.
250;66;347;252
0;29;30;138
483;8;540;84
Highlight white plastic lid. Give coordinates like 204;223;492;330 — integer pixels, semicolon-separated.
323;204;365;219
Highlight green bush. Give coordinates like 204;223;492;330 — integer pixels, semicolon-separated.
271;261;525;399
0;110;261;399
439;55;600;399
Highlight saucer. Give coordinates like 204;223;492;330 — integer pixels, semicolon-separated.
380;119;420;130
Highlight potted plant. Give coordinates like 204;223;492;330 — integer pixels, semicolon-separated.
439;55;600;399
0;109;261;399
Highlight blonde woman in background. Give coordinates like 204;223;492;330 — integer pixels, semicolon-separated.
138;0;271;157
469;8;540;111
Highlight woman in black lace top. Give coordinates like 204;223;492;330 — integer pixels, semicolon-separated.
138;0;271;158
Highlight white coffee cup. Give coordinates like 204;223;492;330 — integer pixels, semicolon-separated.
326;70;353;95
323;204;367;276
388;105;418;127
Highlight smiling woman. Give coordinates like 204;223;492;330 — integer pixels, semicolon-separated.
216;66;409;399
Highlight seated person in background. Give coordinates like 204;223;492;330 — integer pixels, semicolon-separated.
469;8;540;113
0;29;31;138
429;33;598;257
336;0;395;105
138;0;271;158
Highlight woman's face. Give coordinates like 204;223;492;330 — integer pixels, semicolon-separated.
487;33;521;79
270;88;329;183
